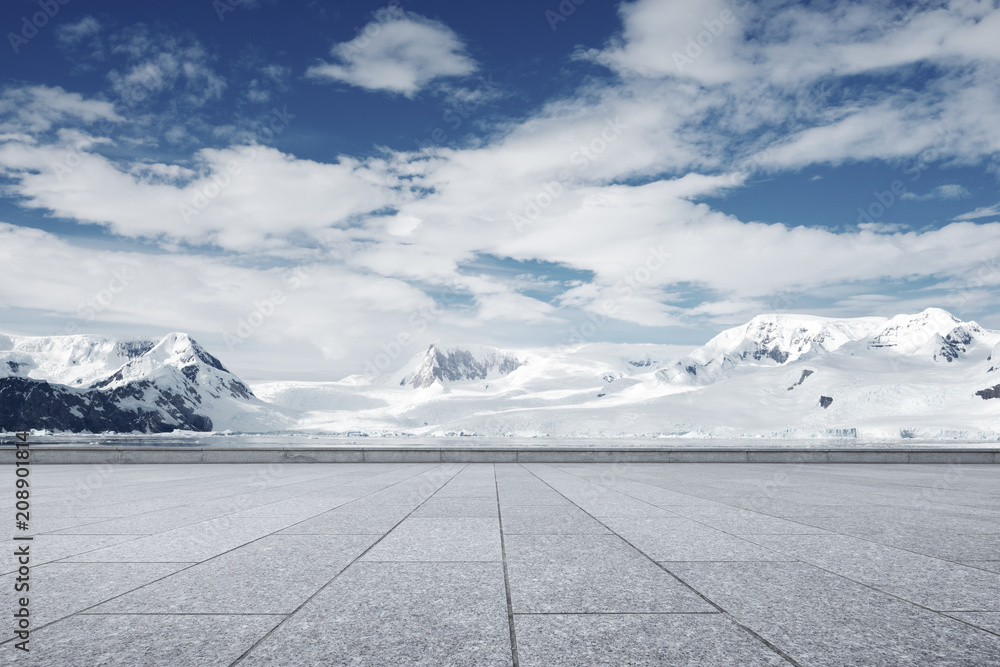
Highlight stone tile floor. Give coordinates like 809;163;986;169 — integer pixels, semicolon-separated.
2;462;999;665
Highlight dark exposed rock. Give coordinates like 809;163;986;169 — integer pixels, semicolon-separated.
819;395;833;408
787;369;814;391
935;329;974;362
976;385;1000;400
767;347;790;364
115;340;155;359
0;376;212;433
405;346;522;389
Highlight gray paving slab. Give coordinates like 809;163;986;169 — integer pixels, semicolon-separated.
498;488;570;505
6;461;1000;664
602;517;793;562
31;516;116;533
670;561;1000;665
279;502;413;534
224;494;359;519
878;534;1000;561
362;517;503;561
514;614;787;666
801;511;1000;537
0;562;189;627
411;496;499;517
238;562;512;666
61;518;293;562
89;534;378;614
504;534;714;613
10;614;281;666
948;612;1000;635
500;505;611;534
50;502;265;535
570;496;675;517
0;534;145;573
748;534;1000;611
669;505;832;535
964;561;1000;574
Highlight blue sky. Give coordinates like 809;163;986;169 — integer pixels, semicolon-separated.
2;0;1000;378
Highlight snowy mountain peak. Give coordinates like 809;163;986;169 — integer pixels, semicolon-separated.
866;308;993;361
659;308;998;386
91;332;253;400
661;312;885;384
400;343;523;389
0;331;273;433
0;333;156;387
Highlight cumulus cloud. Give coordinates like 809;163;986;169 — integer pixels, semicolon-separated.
0;137;394;252
591;0;1000;85
588;0;748;83
307;11;477;96
4;1;1000;372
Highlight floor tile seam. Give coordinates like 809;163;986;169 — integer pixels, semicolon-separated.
0;558;210;645
494;464;521;667
37;466;416;530
602;467;915;509
569;469;999;565
143;464;428;525
729;534;1000;635
734;529;1000;579
1;463;456;647
76;612;290;616
226;462;469;667
545;467;1000;610
517;463;803;667
512;611;723;616
528;465;798;561
940;612;1000;638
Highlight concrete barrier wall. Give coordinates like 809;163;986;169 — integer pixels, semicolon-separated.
1;447;998;464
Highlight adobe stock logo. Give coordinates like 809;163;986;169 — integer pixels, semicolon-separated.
672;8;737;73
856;180;905;226
7;0;71;54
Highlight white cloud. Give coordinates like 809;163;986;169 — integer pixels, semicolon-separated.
3;68;1000;354
0;223;458;375
953;202;1000;221
57;16;101;46
5;2;1000;372
307;12;477;96
589;0;748;83
591;0;1000;85
108;27;227;109
0;86;120;134
0;137;394;252
900;184;970;201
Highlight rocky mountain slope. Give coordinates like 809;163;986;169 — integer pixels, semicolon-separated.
0;332;282;433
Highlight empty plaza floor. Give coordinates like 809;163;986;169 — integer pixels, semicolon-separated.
3;461;1000;665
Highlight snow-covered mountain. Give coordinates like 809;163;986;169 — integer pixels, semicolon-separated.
5;308;999;439
658;312;885;385
659;308;1000;384
0;332;284;433
397;343;523;388
254;309;1000;440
